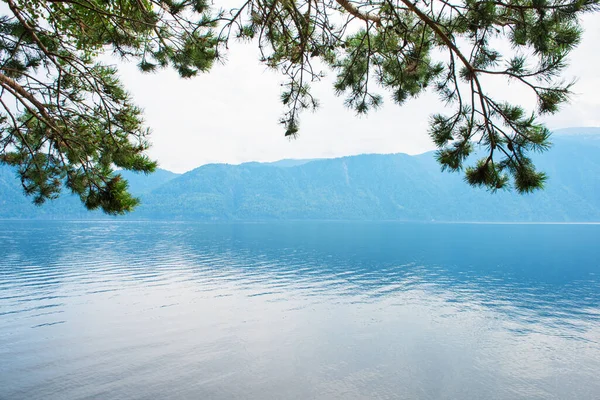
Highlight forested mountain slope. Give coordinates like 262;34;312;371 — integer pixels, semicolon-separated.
1;128;599;222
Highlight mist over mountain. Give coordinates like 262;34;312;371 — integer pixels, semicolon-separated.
1;128;599;222
0;168;179;219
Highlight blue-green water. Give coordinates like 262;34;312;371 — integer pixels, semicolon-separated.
1;221;599;399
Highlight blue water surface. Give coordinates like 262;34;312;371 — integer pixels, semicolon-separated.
1;221;599;399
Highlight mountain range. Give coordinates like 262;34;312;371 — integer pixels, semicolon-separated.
1;127;599;222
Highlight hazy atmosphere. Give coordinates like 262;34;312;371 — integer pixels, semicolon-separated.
118;14;600;173
2;2;600;400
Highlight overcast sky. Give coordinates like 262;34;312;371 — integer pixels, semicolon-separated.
116;14;600;173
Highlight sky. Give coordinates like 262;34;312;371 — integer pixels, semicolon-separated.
116;13;600;173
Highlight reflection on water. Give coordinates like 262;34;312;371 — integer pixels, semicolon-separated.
1;221;599;399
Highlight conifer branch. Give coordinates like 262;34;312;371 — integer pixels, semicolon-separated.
335;0;382;25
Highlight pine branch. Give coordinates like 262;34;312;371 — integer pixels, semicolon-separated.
335;0;382;25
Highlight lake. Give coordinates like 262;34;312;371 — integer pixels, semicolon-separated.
1;221;599;399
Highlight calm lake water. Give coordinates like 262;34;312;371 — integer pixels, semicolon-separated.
1;221;599;399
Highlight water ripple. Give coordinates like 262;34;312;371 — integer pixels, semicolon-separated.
1;221;599;399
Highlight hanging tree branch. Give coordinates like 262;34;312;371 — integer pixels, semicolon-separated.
0;0;598;213
335;0;382;25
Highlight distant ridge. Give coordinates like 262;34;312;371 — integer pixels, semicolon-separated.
262;159;317;168
1;128;599;221
0;168;179;220
553;127;600;136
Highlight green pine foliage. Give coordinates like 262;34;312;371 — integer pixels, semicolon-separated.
0;0;598;213
0;0;218;214
0;129;599;221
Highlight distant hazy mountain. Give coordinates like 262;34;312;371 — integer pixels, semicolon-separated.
119;169;180;195
263;159;316;168
1;128;599;221
0;168;179;219
553;127;600;138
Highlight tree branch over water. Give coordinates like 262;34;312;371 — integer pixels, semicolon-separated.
1;0;598;212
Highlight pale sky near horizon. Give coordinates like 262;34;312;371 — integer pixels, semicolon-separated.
116;13;600;173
